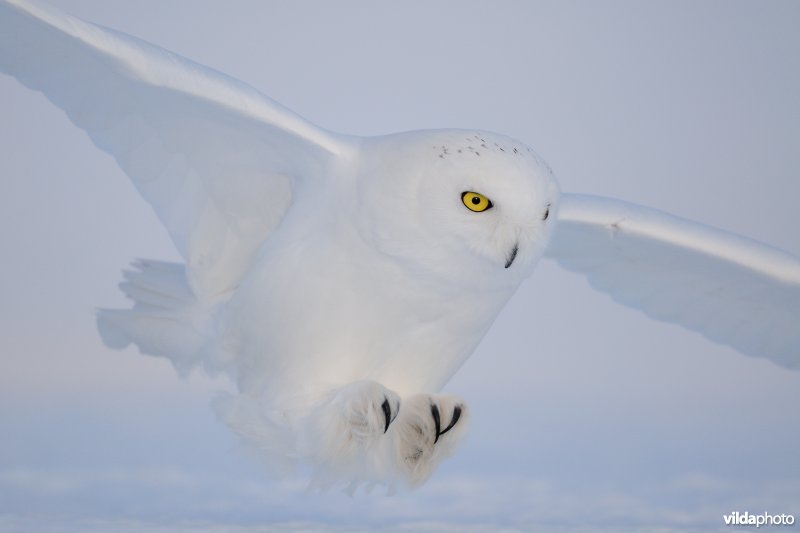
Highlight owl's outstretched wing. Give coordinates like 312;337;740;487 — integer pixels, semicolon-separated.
545;194;800;369
0;0;352;297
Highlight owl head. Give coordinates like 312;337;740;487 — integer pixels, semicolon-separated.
356;129;559;290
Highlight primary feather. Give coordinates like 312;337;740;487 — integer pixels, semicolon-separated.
546;194;800;369
0;0;351;298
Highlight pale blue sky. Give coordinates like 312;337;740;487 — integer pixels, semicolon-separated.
1;1;798;531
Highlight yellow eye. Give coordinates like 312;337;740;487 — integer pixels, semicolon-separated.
461;191;493;212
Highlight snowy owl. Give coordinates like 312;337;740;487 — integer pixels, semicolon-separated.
1;0;798;491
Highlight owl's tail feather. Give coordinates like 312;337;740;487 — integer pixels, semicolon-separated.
97;259;212;375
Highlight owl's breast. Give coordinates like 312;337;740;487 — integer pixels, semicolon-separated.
223;224;518;396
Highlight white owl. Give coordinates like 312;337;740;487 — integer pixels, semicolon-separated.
1;0;798;491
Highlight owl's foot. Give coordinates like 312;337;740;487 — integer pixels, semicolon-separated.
328;380;402;442
304;384;467;490
389;393;468;486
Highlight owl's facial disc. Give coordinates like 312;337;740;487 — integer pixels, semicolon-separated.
503;201;551;268
459;190;521;268
420;131;558;280
455;181;555;271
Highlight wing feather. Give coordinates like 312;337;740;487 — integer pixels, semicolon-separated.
0;0;353;297
546;193;800;369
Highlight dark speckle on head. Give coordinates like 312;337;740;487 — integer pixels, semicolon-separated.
433;133;535;163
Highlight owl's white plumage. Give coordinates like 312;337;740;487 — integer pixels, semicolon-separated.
1;0;798;490
221;131;555;392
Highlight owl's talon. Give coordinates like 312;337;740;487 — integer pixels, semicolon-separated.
317;381;401;444
431;403;441;441
389;394;468;486
382;396;398;432
431;403;462;443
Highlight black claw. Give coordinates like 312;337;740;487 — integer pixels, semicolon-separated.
431;404;442;443
432;404;463;444
438;405;462;439
381;397;392;433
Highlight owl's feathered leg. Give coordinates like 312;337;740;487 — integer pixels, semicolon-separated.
217;381;468;490
313;380;401;445
304;381;468;489
301;380;402;485
388;393;468;487
302;384;468;490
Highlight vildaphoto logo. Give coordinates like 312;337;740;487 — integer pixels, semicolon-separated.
723;511;795;527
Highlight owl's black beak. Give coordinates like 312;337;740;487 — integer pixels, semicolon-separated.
505;243;519;269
